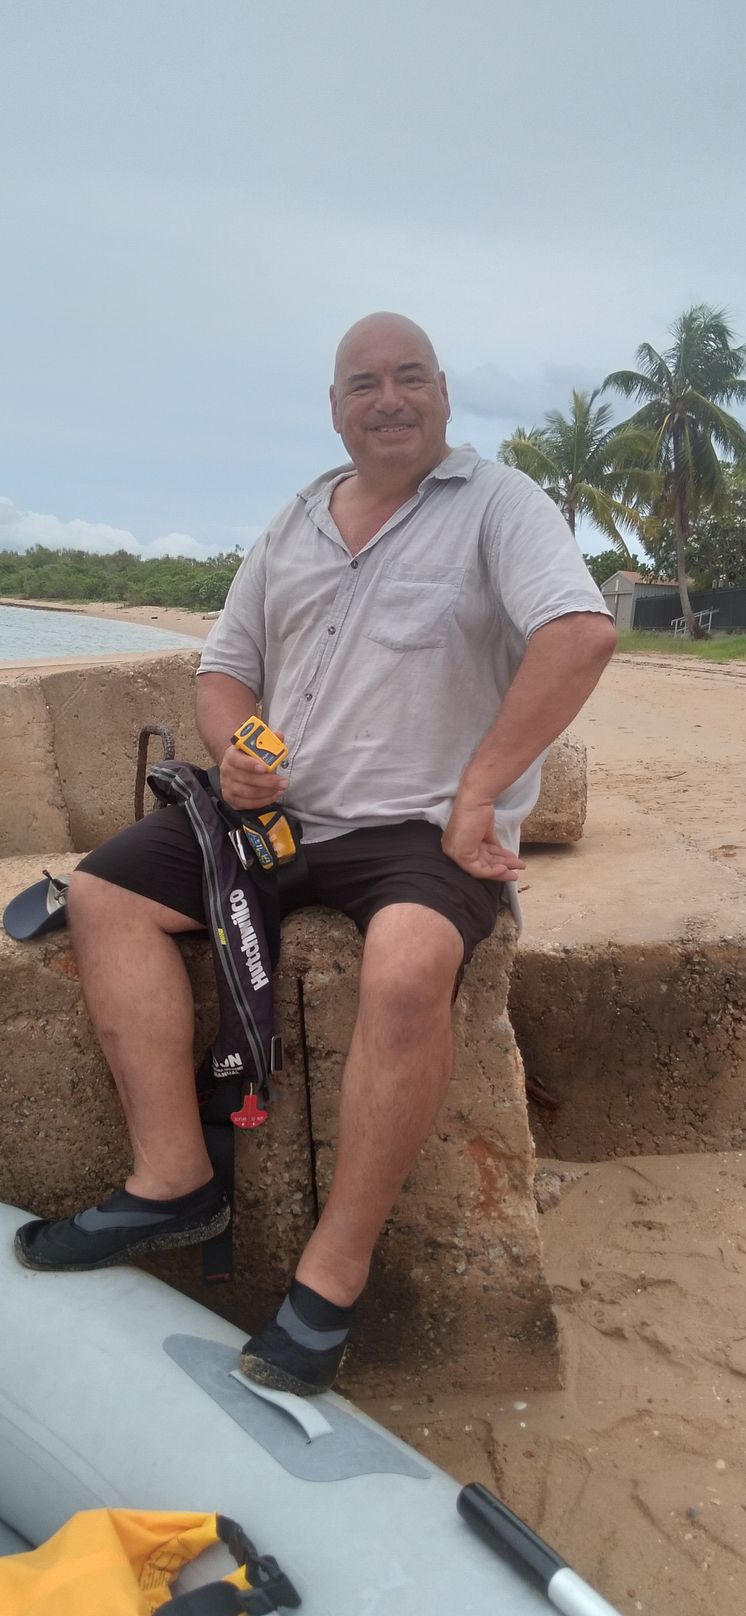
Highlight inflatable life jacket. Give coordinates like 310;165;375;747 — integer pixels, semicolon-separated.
146;761;303;1284
0;1508;300;1615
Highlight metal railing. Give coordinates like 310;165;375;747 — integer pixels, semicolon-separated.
671;608;719;636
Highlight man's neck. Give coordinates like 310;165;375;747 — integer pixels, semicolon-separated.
350;444;452;508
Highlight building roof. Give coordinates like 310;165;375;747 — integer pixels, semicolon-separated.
601;569;682;588
600;570;639;588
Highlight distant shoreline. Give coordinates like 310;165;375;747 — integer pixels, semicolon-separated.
1;597;214;646
1;598;82;614
0;597;213;673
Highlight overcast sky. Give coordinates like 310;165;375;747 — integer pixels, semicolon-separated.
2;0;745;561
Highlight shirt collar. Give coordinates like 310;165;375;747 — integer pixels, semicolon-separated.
298;444;481;509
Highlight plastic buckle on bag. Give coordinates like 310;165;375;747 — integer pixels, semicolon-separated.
240;1555;301;1613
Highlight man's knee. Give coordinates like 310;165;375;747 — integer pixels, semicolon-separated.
360;904;463;1028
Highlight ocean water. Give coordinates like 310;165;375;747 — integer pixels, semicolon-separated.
0;604;204;662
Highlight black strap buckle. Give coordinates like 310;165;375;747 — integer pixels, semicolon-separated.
167;1517;301;1613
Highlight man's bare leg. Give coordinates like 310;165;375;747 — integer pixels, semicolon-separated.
67;870;213;1199
295;902;463;1305
241;902;465;1392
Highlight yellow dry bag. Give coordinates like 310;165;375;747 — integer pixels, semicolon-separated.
0;1507;300;1614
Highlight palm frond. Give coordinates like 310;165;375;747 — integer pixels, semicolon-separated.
602;367;666;405
686;391;746;459
633;343;673;392
574;484;636;559
498;429;559;487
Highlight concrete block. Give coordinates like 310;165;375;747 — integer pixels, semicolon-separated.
0;655;207;855
521;730;587;844
41;653;208;851
0;681;71;856
512;940;746;1160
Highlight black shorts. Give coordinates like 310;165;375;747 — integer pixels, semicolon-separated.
77;809;503;964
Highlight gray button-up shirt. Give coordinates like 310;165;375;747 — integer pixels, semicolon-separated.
198;446;610;917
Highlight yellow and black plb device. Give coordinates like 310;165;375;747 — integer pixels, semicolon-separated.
229;717;296;869
230;716;288;772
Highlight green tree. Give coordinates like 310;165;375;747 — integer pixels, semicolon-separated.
641;464;746;588
604;305;746;636
582;548;640;590
499;389;656;562
0;545;244;612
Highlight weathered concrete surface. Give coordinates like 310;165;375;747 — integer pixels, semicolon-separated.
519;790;746;951
0;654;205;855
0;682;71;856
0;859;559;1397
511;941;746;1160
42;653;206;850
520;729;587;845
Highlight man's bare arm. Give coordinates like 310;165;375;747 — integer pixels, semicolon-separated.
443;612;617;880
195;671;287;810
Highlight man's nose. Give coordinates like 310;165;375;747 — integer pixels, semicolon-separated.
375;377;405;412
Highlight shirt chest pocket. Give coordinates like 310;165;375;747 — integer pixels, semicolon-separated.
363;562;466;651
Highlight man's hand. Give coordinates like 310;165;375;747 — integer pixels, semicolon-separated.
219;743;288;812
442;796;525;882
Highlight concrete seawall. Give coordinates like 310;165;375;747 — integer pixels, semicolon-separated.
0;654;579;1398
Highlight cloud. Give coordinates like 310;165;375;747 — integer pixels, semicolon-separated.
0;496;141;555
150;525;263;558
0;497;246;560
149;532;206;559
448;360;606;427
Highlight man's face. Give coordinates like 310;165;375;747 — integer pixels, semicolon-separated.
330;320;450;481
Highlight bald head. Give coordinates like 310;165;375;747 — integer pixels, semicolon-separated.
329;311;450;488
333;312;440;388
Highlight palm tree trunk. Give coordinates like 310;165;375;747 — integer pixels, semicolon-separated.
674;497;704;639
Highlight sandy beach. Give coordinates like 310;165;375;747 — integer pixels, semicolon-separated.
378;650;746;1616
2;600;745;1613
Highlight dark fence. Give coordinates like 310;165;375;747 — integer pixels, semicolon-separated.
633;586;746;632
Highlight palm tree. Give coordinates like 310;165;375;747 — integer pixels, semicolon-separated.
499;390;656;564
603;305;746;636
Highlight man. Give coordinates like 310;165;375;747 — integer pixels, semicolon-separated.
15;313;616;1395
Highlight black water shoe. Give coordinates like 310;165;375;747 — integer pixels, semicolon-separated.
240;1280;356;1397
14;1179;230;1272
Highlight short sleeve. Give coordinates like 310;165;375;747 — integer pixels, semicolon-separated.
197;531;269;696
485;468;613;640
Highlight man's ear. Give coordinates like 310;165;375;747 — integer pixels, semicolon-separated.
438;371;451;418
329;384;340;433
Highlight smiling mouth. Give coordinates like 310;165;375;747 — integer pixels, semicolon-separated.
370;423;415;433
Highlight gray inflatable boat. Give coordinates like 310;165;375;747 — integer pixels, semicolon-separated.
0;1203;618;1612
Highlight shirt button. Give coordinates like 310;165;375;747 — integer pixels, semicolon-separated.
328;625;336;635
350;559;359;570
280;760;290;770
305;692;313;702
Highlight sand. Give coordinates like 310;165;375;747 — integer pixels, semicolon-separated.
3;600;745;1613
386;654;746;1615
